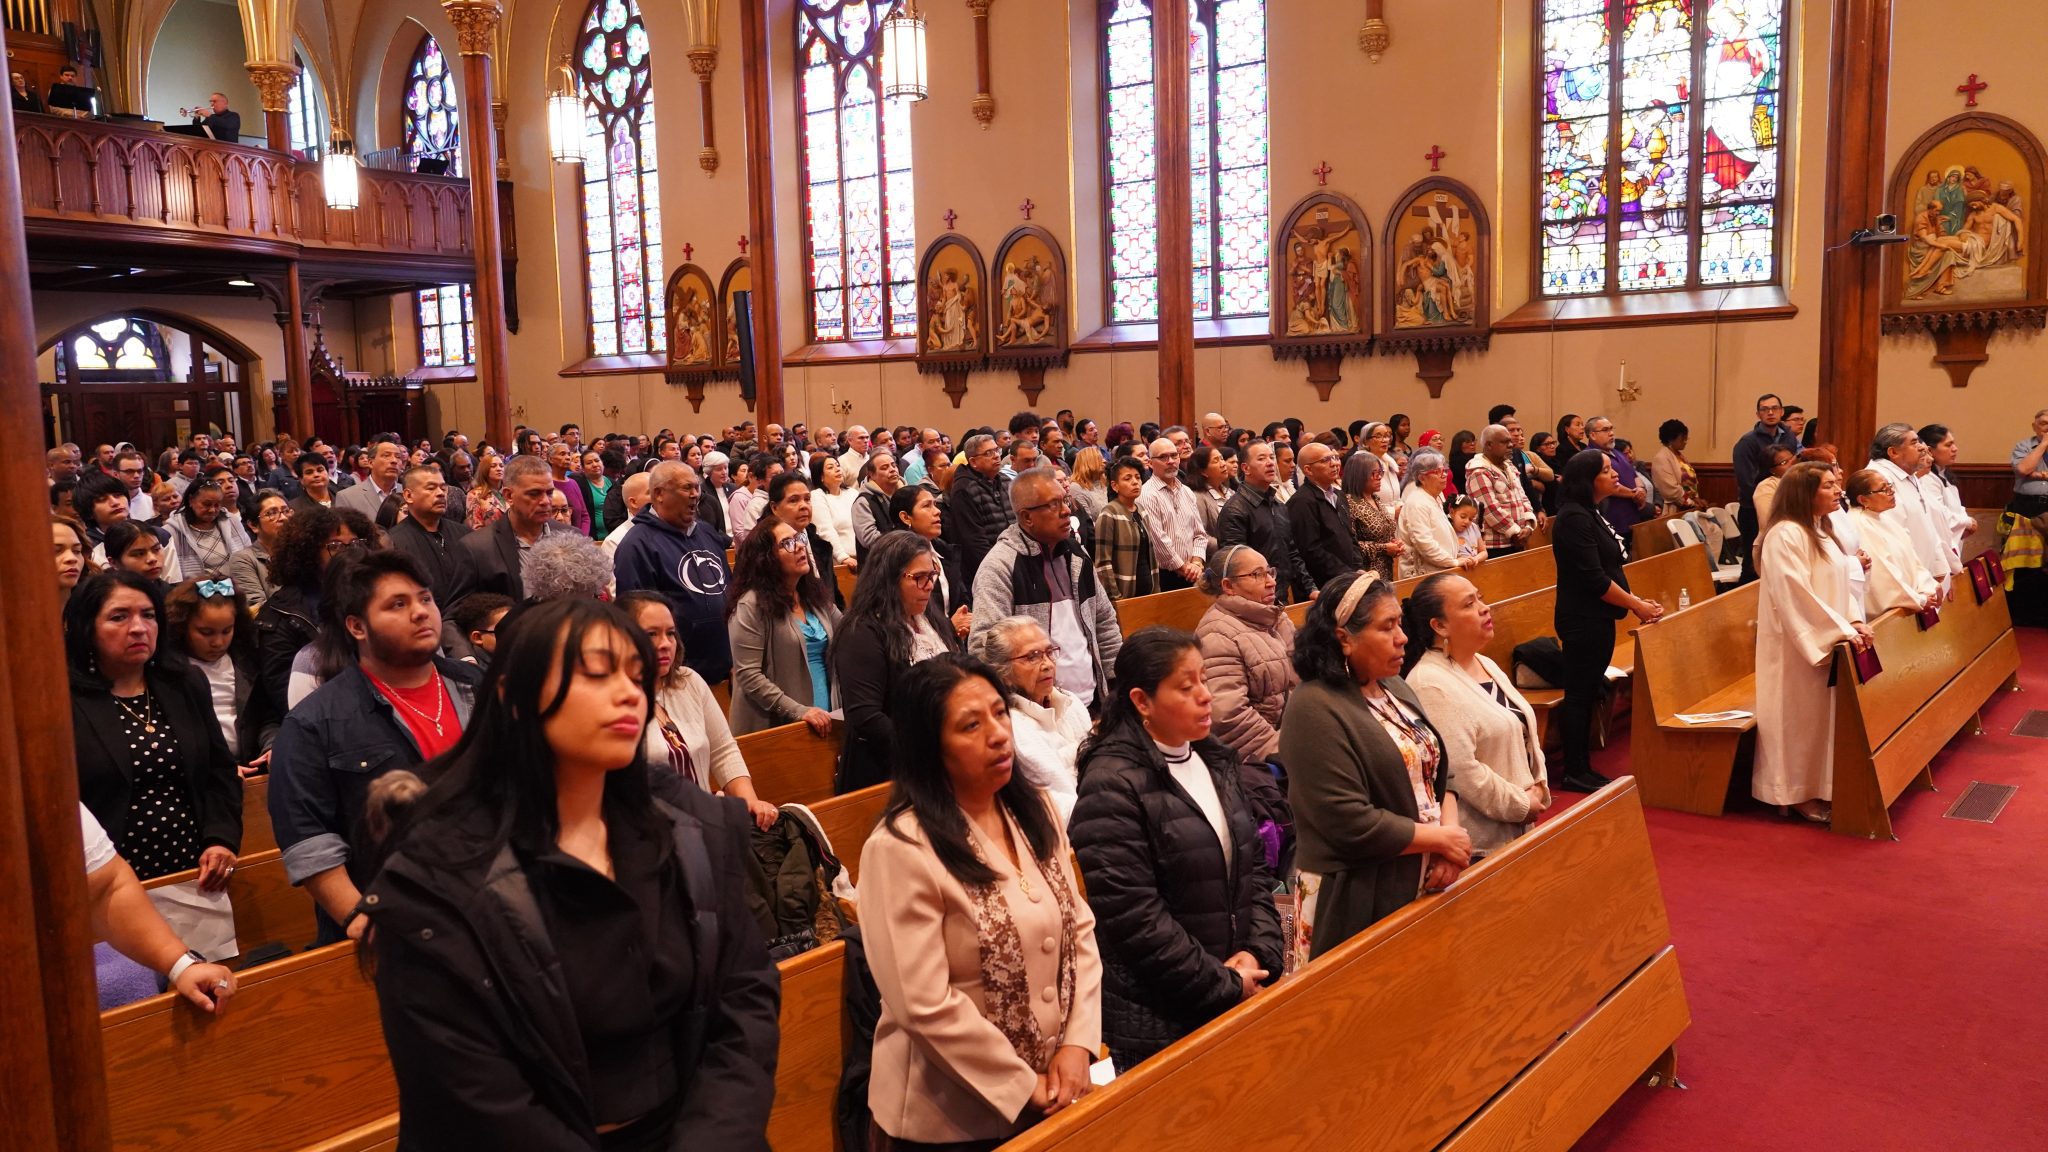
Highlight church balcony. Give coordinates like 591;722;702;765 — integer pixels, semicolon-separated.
14;111;476;290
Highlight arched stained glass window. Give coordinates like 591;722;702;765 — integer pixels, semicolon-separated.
403;33;475;368
404;34;461;168
575;0;664;357
67;319;169;376
1538;0;1785;296
1101;0;1269;325
285;52;323;156
796;0;918;344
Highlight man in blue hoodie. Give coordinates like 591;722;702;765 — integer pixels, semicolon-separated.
613;461;734;684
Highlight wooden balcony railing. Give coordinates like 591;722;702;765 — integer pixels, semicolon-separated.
14;112;472;264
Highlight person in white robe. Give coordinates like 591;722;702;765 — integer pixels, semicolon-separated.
1915;423;1975;563
1846;470;1943;618
1867;424;1963;598
1753;463;1873;822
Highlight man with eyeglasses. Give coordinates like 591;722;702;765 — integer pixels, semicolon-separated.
1734;393;1802;584
948;432;1014;584
1138;437;1208;591
112;450;155;520
614;461;733;685
970;468;1121;708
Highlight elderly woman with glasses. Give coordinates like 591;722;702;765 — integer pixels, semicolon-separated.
970;616;1090;824
1194;545;1298;771
1396;449;1472;578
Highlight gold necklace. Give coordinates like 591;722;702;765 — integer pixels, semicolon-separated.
972;809;1033;897
382;668;447;735
114;691;156;734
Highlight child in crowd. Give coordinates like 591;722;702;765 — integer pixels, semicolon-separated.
1449;495;1484;562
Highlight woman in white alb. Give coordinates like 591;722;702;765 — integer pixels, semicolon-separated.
1753;463;1873;824
1846;470;1942;618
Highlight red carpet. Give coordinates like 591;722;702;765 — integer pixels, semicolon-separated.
1562;628;2048;1151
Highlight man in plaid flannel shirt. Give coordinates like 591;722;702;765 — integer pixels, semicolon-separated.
1461;425;1537;557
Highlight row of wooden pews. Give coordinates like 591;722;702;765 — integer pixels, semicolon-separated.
1630;529;2021;836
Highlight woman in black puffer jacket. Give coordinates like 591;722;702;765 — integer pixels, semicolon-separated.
1069;627;1285;1072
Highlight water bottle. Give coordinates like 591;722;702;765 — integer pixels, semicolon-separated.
1677;587;1692;612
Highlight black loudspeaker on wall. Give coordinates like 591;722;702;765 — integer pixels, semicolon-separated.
733;290;757;404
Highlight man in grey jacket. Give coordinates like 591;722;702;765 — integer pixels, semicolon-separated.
970;468;1122;707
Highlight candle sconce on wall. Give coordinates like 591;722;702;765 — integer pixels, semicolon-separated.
1616;360;1642;404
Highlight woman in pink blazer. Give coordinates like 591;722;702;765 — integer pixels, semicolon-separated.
859;654;1104;1150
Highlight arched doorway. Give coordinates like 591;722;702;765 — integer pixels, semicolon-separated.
38;310;260;451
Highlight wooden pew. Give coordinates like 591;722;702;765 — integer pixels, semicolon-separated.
1828;577;2022;840
768;940;848;1152
1614;544;1719;675
1114;585;1213;636
811;783;889;885
836;563;859;606
243;773;277;857
102;942;395;1152
1631;515;1679;560
999;779;1689;1151
737;720;846;806
142;847;321;963
1627;582;1762;816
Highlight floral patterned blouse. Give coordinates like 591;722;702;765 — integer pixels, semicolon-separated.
1347;494;1399;582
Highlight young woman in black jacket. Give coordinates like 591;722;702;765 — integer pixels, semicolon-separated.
829;531;963;793
360;596;780;1151
1068;627;1284;1072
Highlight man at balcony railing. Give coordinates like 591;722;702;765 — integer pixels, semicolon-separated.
189;92;240;142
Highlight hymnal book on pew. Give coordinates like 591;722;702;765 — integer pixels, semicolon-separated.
1828;644;1883;686
1918;604;1941;630
1674;710;1753;725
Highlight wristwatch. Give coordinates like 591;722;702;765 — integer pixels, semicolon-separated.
165;949;206;984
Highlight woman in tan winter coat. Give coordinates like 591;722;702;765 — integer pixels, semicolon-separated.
1194;545;1299;768
1399;572;1550;853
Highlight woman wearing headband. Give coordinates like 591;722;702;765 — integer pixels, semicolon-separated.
1279;572;1468;961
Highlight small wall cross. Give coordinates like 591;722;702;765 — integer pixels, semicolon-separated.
1424;145;1446;172
1019;198;1036;220
1313;160;1333;186
1957;73;1989;107
737;235;749;254
943;208;958;230
681;242;693;262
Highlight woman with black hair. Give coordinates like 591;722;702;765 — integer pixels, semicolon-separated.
1551;450;1663;793
1279;571;1468;960
226;489;291;611
891;483;973;632
360;596;780;1151
829;532;963;792
725;514;841;737
1446;430;1479;496
809;452;859;566
103;520;173;585
252;506;361;713
1189;445;1232;540
1069;628;1282;1072
1387;413;1414;469
65;571;242;885
75;471;133;546
53;513;93;605
164;480;254;576
861;653;1102;1147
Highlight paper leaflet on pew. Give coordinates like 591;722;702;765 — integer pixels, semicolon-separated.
1674;710;1754;725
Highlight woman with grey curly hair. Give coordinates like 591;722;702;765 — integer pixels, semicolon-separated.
1396;449;1472;577
969;615;1089;824
520;531;614;601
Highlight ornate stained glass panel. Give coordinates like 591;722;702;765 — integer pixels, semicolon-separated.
575;0;664;357
1538;0;1785;296
68;319;167;375
403;36;474;367
417;285;476;370
1103;0;1269;324
797;0;918;343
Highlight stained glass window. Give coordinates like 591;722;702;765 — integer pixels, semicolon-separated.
285;53;322;157
575;0;664;357
403;35;461;169
796;0;918;343
1539;0;1784;296
68;319;168;375
1102;0;1270;324
402;34;474;368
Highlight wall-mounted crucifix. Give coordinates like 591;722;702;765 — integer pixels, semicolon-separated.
681;242;694;262
1956;73;1988;107
737;235;749;254
1313;161;1333;186
943;208;958;230
1424;145;1446;172
1019;198;1036;220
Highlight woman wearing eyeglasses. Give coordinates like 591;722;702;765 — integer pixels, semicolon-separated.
830;532;963;793
725;518;841;738
970;616;1088;824
1194;545;1299;771
1845;469;1942;618
226;489;291;611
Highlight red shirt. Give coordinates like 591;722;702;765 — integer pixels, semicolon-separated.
364;669;462;761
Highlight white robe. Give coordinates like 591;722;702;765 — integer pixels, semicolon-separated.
1869;458;1960;595
1753;523;1863;806
1917;472;1973;560
1827;508;1867;612
1849;507;1939;618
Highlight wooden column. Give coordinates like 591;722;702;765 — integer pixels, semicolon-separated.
444;0;514;449
1816;0;1893;458
738;0;785;424
1152;0;1195;430
277;260;314;437
0;24;114;1152
245;61;298;153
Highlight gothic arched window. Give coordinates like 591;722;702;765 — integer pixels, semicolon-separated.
403;33;474;368
1537;0;1786;295
575;0;665;357
795;0;919;344
1101;0;1270;325
285;52;323;156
